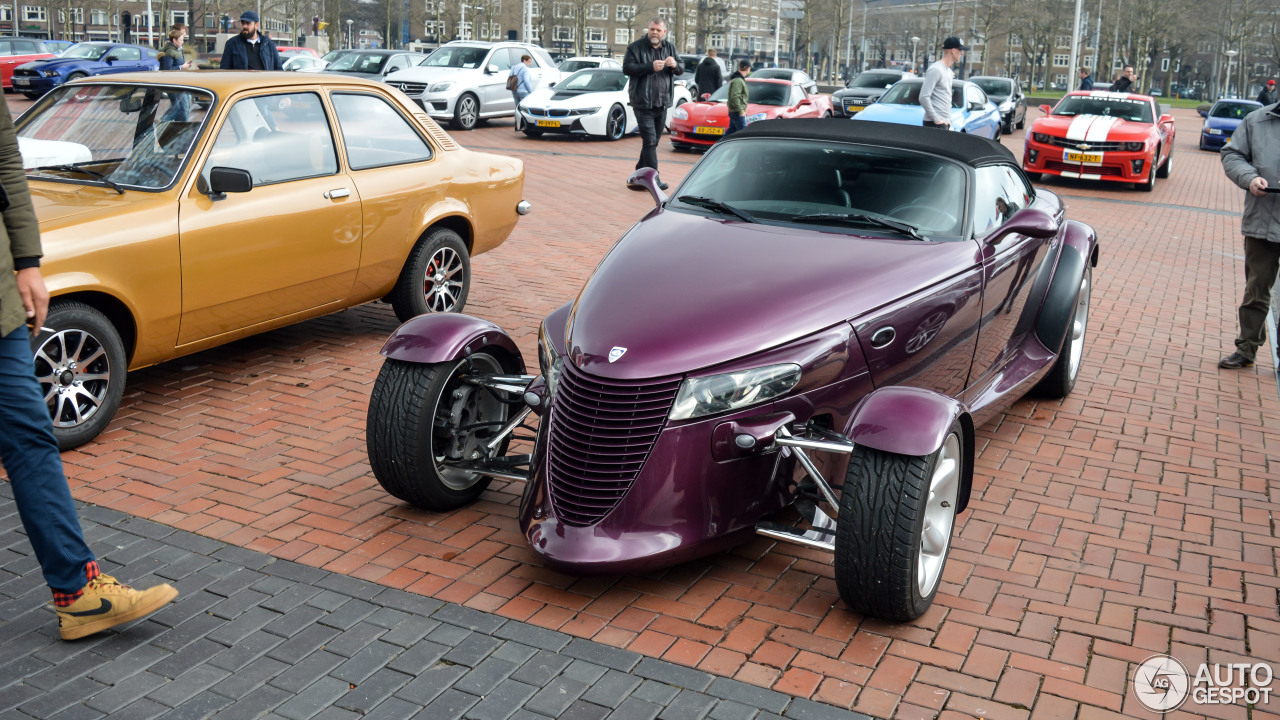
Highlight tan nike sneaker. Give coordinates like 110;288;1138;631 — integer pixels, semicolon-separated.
56;574;179;640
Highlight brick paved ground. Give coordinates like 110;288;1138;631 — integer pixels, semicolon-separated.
2;93;1279;720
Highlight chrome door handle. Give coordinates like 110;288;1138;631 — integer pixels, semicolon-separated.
324;188;350;199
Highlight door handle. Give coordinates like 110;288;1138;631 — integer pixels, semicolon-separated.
324;188;350;199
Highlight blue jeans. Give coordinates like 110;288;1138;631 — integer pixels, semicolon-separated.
725;113;747;137
0;326;94;593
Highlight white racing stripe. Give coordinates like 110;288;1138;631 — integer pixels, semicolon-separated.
1066;115;1095;141
1085;116;1120;142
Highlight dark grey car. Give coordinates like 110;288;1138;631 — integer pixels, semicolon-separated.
969;76;1026;133
325;49;426;81
832;69;913;117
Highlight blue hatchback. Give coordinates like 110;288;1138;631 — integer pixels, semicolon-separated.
1199;99;1262;151
852;78;1002;139
12;41;158;97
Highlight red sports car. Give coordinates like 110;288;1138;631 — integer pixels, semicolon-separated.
669;78;833;150
1022;91;1175;191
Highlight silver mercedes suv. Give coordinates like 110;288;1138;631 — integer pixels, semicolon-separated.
385;41;561;130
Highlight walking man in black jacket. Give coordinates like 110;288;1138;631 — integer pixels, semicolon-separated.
694;49;723;98
624;17;679;190
220;10;283;70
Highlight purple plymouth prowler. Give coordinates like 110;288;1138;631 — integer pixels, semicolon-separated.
366;119;1099;621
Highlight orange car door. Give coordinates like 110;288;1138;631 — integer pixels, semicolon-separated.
176;90;362;346
327;91;445;300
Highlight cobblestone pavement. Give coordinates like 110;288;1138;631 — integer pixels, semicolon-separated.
0;483;872;720
2;93;1279;720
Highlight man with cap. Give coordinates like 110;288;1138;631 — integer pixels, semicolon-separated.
1258;80;1277;107
920;36;968;129
220;11;283;70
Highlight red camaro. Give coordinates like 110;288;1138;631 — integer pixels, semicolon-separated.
669;78;832;150
1022;91;1175;191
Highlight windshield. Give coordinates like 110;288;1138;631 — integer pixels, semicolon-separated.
321;49;350;63
423;46;488;68
878;81;964;108
61;43;109;60
557;69;626;92
849;73;898;89
1210;102;1258;119
752;69;794;81
682;56;699;73
972;78;1012;97
559;60;596;72
18;83;213;190
674;138;967;238
709;80;791;106
328;53;388;73
1052;95;1153;122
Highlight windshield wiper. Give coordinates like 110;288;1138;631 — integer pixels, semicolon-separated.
676;195;757;223
28;164;126;194
788;212;927;240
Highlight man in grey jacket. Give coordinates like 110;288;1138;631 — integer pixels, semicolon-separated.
1218;101;1280;369
920;36;968;129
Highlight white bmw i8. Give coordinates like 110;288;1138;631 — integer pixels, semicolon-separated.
518;68;690;140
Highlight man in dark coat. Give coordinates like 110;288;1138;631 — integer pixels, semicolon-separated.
1258;80;1278;106
623;17;679;190
1111;65;1136;93
1078;67;1093;91
220;10;283;70
693;48;723;98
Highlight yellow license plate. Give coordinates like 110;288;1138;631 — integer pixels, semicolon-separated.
536;119;561;128
1065;151;1103;163
694;126;725;135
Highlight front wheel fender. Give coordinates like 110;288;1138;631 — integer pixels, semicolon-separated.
380;313;525;374
844;386;975;512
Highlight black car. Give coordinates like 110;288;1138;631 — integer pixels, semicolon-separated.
832;69;912;117
969;75;1026;133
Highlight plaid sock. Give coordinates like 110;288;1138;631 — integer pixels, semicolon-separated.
51;560;101;608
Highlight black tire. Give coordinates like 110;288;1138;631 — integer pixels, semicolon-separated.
390;227;471;322
523;127;543;137
1135;153;1157;191
1002;116;1014;135
1024;170;1042;181
1033;266;1091;398
35;301;128;451
1015;114;1025;130
1156;148;1172;178
366;354;507;510
822;111;832;118
22;91;40;100
66;72;87;81
834;421;963;621
450;92;480;130
605;104;626;141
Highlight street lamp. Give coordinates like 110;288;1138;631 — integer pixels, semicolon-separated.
1223;49;1238;98
910;36;919;72
346;18;353;48
460;4;483;41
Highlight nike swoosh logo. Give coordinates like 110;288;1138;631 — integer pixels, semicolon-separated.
64;599;112;617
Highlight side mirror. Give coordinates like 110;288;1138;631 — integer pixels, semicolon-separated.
548;81;556;87
626;167;667;208
700;93;711;101
1039;104;1053;115
1197;109;1208;118
1160;113;1174;124
987;207;1059;244
798;98;812;106
969;101;983;111
486;63;499;74
208;167;253;198
104;55;118;63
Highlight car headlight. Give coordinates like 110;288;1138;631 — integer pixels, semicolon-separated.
672;106;688;120
576;107;600;116
428;81;454;93
669;364;801;421
1032;132;1052;143
40;69;60;77
1124;141;1145;151
538;324;563;397
999;101;1012;112
745;112;767;124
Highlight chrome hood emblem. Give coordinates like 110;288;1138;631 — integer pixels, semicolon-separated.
608;347;627;363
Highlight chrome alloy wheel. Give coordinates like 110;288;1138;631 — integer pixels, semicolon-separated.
458;95;478;127
917;432;960;598
606;106;626;139
1067;269;1091;381
33;328;112;429
423;245;466;312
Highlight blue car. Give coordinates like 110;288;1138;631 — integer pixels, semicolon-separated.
1199;99;1262;151
12;41;158;97
852;78;1002;139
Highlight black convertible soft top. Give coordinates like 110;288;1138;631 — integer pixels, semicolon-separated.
729;118;1018;168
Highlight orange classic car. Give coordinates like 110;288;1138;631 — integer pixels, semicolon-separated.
17;72;528;449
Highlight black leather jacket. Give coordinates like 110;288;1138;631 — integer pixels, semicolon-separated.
623;37;678;109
